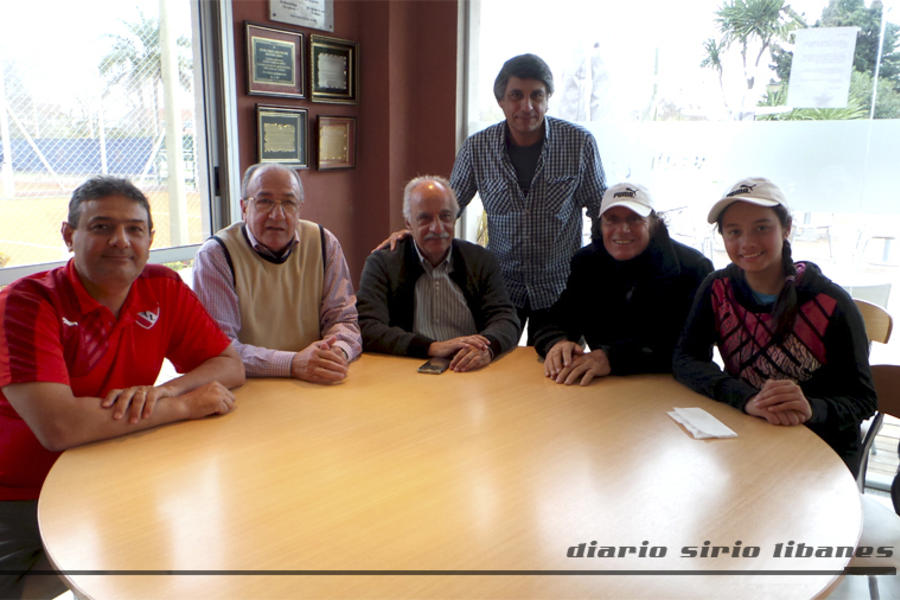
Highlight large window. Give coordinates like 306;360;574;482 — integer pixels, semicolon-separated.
464;0;899;334
0;0;239;284
464;0;900;489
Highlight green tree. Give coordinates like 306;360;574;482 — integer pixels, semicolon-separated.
851;70;900;117
716;0;805;90
770;43;793;83
757;78;868;119
770;0;900;83
762;0;900;118
702;0;806;118
98;10;191;137
758;70;900;119
820;0;900;81
701;37;726;88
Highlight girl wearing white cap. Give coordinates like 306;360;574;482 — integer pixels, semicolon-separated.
536;182;713;385
673;177;876;474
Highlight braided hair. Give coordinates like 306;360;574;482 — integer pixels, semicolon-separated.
771;236;799;342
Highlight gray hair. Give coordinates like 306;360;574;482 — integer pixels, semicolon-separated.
240;163;304;202
68;176;153;230
493;53;554;101
402;175;459;222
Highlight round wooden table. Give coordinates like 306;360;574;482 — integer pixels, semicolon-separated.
39;348;862;599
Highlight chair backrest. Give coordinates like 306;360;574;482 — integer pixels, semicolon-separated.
871;364;900;419
854;298;893;344
870;364;900;515
852;302;894;491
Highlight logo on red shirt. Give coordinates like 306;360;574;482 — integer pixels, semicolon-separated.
136;307;160;330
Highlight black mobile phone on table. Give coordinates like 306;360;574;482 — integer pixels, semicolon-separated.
417;357;450;374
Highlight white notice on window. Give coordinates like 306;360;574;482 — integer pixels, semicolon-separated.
270;0;334;32
787;27;858;109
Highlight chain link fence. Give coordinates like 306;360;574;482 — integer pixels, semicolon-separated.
0;4;204;269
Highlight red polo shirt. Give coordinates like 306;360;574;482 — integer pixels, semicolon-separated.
0;260;231;500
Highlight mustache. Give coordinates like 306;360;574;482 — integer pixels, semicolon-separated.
423;232;451;241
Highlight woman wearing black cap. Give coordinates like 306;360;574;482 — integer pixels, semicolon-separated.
673;177;876;474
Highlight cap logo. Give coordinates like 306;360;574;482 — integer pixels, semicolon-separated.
726;183;756;197
612;187;638;199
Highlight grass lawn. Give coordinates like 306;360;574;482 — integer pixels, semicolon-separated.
0;188;206;268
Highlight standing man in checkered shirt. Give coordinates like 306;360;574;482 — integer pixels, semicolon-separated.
376;54;606;344
449;53;607;344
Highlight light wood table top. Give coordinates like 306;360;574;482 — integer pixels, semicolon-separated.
39;348;862;599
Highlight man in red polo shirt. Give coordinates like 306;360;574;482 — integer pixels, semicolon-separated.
0;176;245;599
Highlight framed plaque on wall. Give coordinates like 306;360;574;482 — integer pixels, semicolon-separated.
246;22;305;98
257;105;309;168
269;0;334;32
309;35;358;104
317;115;356;170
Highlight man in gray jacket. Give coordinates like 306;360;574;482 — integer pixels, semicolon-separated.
357;176;519;372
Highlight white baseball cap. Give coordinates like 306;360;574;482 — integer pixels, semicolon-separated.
707;177;788;223
599;182;654;218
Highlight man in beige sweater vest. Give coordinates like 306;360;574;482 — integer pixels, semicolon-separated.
193;164;362;384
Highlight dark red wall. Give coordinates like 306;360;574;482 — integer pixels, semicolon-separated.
230;0;458;284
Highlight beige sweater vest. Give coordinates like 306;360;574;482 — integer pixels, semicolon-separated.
214;220;324;351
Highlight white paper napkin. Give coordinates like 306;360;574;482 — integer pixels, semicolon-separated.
668;407;738;439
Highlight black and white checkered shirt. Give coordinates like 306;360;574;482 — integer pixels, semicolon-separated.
450;117;606;310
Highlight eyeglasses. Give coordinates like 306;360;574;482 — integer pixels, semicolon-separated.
601;214;647;228
248;197;300;216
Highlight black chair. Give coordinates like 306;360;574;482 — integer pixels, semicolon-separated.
853;298;892;491
831;365;900;599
